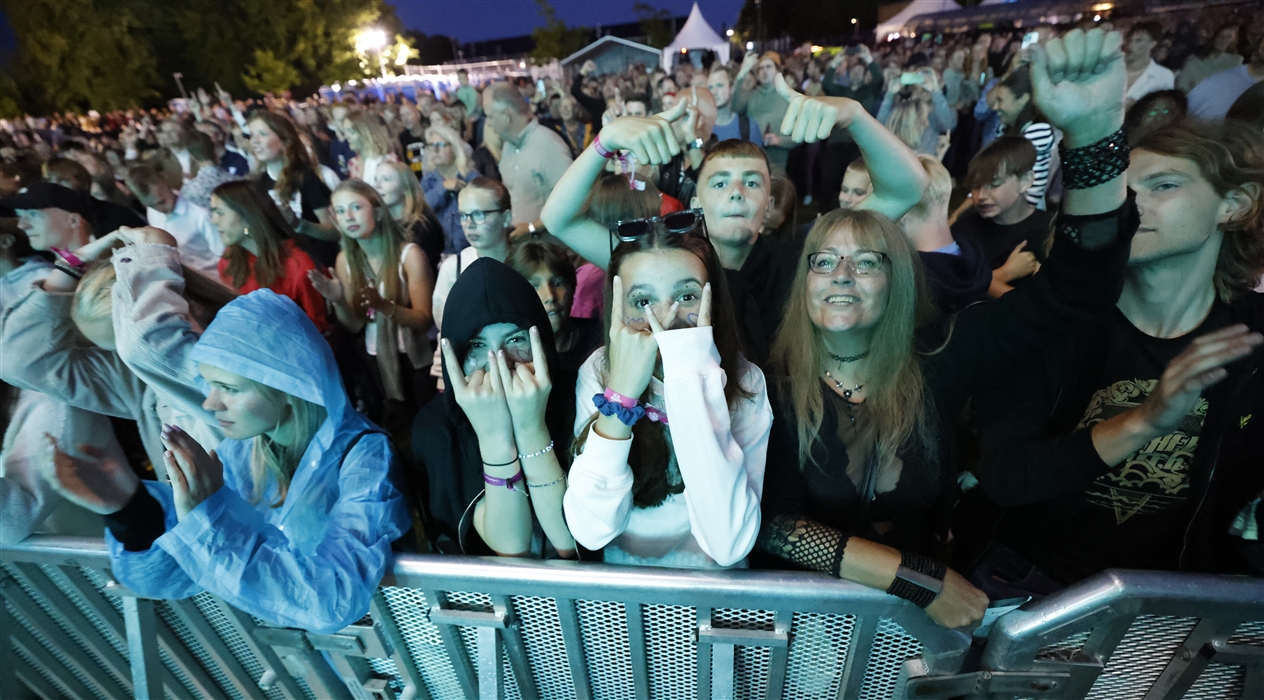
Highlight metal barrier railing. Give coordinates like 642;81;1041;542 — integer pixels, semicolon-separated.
3;535;1263;700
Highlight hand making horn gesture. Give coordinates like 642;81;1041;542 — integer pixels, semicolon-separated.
593;98;691;167
440;337;515;443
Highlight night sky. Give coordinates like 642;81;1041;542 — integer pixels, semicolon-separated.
387;0;745;43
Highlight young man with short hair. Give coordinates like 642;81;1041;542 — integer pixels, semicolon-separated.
1;182;95;253
124;161;223;279
952;136;1055;297
1124;22;1175;108
707;66;763;147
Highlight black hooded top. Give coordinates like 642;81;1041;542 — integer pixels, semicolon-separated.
411;257;571;553
918;237;993;315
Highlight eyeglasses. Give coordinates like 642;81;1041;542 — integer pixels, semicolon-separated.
807;250;889;276
425;142;451;150
609;209;705;242
459;209;505;224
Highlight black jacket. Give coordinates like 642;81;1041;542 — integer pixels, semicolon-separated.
962;289;1264;578
411;258;570;553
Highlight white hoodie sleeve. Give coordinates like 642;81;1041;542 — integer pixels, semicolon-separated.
561;329;771;566
658;327;770;567
563;352;634;551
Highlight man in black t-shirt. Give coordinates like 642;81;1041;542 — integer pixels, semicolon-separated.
951;136;1054;298
398;100;428;176
962;119;1264;596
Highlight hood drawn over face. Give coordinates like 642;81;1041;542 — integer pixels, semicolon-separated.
191;289;358;429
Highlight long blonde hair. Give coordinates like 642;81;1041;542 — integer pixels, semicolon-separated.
769;209;937;471
377;160;429;227
425;123;475;177
346;112;399;160
334;179;410;313
243;379;327;508
885;87;932;152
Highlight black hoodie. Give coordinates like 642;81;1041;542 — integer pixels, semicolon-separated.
918;237;993;315
411;258;571;553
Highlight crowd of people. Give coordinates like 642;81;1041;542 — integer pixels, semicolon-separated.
1;8;1262;640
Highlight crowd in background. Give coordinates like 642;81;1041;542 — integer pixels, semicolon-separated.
1;5;1263;639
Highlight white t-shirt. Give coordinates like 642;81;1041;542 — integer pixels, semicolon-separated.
145;196;225;280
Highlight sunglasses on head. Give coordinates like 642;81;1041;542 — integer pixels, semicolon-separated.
608;209;705;242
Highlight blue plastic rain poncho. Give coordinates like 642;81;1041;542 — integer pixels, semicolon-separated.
106;289;411;633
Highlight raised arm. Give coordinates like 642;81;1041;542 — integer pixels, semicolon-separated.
773;74;929;221
540;100;689;270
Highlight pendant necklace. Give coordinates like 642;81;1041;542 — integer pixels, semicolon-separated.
824;370;864;401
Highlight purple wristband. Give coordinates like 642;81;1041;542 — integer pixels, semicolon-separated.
604;388;639;408
483;468;524;490
593;135;615;159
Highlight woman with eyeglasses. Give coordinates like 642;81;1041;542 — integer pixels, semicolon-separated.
418;123;479;256
562;216;772;569
432;177;514;333
757;30;1142;628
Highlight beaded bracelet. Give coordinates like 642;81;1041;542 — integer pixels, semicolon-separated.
527;474;567;489
885;551;947;609
1059;127;1129;191
518;441;555;461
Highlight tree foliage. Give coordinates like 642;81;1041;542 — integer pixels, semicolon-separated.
634;2;675;49
735;0;887;43
529;0;590;65
0;0;438;115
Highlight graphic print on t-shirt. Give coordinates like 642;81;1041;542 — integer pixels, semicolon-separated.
1075;378;1205;525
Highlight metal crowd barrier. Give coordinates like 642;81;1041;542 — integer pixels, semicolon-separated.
2;535;1262;700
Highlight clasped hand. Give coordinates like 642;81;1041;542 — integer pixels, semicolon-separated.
162;424;225;521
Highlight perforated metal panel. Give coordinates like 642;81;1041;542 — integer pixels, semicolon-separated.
2;562;132;699
782;612;856;700
380;586;466;700
576;599;636;699
713;608;775;700
1084;614;1200;700
644;603;698;699
1035;629;1092;662
449;590;525;700
1183;662;1245;700
189;591;294;700
1228;620;1264;644
512;595;577;700
857;619;924;700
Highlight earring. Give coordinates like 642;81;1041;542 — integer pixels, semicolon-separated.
243;226;250;237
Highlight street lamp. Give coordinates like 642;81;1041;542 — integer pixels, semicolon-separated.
354;28;390;79
726;29;734;37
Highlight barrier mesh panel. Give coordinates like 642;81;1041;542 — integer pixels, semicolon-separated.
40;565;128;659
14;640;82;698
713;608;776;700
2;561;131;698
381;586;465;700
512;595;577;700
783;612;856;700
857;619;924;700
1183;663;1245;699
644;603;698;699
576;599;636;699
1228;620;1264;644
1084;614;1199;700
155;597;241;699
190;591;293;700
1036;629;1093;662
449;590;525;700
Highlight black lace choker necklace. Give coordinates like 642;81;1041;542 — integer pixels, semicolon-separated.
829;351;870;364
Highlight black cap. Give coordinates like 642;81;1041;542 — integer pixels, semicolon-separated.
0;181;96;218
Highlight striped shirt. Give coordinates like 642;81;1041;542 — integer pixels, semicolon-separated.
997;120;1056;207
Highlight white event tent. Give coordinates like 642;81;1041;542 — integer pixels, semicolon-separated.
661;3;730;71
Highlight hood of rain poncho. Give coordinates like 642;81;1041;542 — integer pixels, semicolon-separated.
189;288;365;432
415;257;569;546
